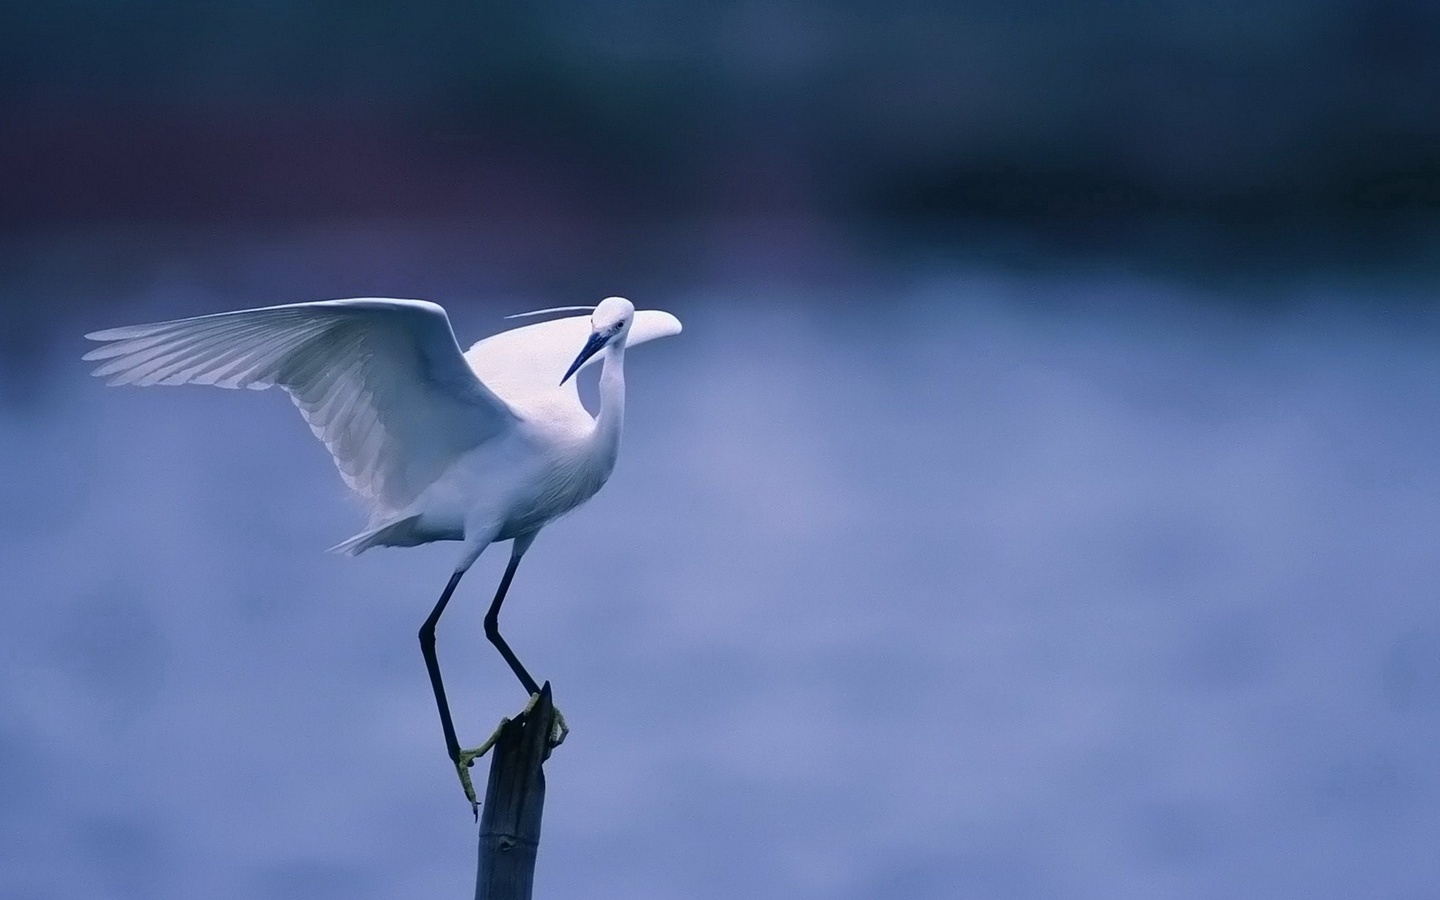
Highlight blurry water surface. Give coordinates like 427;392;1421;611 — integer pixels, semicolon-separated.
2;265;1438;899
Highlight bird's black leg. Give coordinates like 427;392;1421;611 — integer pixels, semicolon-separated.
419;535;557;815
484;546;541;696
418;569;468;767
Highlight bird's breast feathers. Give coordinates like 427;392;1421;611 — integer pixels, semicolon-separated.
502;434;616;536
415;423;613;541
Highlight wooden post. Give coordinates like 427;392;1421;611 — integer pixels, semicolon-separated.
473;682;558;900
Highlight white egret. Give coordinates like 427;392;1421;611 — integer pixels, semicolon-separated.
83;295;682;810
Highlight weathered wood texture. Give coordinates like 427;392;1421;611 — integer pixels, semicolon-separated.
473;683;557;900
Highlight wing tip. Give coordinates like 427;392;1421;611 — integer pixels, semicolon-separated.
639;309;683;338
83;323;168;342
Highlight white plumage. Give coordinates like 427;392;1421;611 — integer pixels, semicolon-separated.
84;295;681;811
84;296;680;543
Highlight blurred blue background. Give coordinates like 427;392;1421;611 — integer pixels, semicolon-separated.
4;2;1440;898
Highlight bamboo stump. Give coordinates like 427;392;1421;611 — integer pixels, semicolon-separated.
473;682;560;900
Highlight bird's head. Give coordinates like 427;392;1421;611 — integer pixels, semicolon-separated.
561;297;634;385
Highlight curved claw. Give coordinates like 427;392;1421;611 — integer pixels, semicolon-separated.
549;706;569;748
455;716;511;818
456;760;479;819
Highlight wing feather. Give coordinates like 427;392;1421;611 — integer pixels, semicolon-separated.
85;298;517;516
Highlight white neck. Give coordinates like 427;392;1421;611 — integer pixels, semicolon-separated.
592;339;626;460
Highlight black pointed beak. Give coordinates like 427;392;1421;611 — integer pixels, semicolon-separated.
561;331;609;385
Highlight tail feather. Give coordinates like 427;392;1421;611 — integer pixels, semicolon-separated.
329;515;426;555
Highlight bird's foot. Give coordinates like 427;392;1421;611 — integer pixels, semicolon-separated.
522;690;569;748
451;694;567;818
455;717;512;819
550;706;569;748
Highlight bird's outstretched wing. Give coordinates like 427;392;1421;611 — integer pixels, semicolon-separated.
465;309;682;408
84;298;517;516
